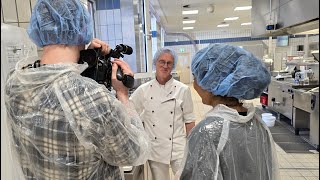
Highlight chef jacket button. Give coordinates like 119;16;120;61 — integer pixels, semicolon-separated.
151;97;153;99
150;85;152;87
174;86;176;87
152;110;154;113
170;125;172;127
169;138;172;140
155;137;157;139
153;124;155;127
170;111;173;114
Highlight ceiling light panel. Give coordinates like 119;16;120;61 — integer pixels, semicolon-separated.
224;17;239;21
183;20;196;24
234;6;252;11
241;22;252;26
182;10;199;15
183;27;194;30
217;24;229;27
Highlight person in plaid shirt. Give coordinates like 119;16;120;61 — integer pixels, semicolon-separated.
4;0;150;179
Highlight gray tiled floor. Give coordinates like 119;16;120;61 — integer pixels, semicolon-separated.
188;84;319;180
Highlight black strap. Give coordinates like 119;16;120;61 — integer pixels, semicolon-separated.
238;111;247;116
22;60;44;69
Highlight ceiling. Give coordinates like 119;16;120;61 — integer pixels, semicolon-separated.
149;0;253;33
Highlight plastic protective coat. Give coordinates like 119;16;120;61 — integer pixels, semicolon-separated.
5;57;150;180
178;103;279;180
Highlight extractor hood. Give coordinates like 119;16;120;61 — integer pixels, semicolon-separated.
254;19;319;37
251;0;319;37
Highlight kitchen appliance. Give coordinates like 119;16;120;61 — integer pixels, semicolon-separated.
268;79;294;120
293;87;319;150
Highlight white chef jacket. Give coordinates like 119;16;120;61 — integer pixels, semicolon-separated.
130;77;196;164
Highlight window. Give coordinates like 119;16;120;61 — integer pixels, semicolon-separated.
276;36;289;47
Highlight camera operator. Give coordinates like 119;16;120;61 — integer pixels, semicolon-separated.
4;0;150;179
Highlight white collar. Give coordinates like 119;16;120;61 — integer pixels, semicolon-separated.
206;103;255;123
154;76;174;89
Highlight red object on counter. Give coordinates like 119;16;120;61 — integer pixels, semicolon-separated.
260;94;268;106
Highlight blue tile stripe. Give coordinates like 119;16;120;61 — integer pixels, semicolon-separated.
96;0;120;10
165;40;200;46
96;0;106;10
113;0;120;9
151;31;157;38
164;34;308;46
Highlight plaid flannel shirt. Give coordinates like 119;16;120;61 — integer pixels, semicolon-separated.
5;65;145;180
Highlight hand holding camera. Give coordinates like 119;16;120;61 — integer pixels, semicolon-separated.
79;41;135;91
111;59;134;102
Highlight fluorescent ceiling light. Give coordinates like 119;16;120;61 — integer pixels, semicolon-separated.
234;6;252;11
241;22;252;26
217;24;229;27
182;10;199;15
183;20;196;24
295;29;319;35
183;27;194;30
224;17;239;21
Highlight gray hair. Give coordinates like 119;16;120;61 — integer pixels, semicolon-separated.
153;47;178;69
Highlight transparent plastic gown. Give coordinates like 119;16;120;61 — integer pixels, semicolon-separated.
5;58;150;180
177;103;280;180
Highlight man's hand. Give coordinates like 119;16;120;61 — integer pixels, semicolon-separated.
87;38;111;55
111;59;134;103
185;122;195;136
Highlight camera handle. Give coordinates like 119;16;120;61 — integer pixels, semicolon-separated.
112;53;134;88
116;68;124;81
115;53;124;81
116;67;134;88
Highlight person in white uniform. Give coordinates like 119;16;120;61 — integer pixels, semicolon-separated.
176;43;280;180
130;47;196;180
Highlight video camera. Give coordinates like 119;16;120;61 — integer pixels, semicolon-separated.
79;44;134;90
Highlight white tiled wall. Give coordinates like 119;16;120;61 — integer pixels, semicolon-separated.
16;0;32;22
264;35;319;57
164;29;264;62
95;9;123;49
1;0;90;57
165;29;252;42
2;0;19;23
1;0;89;28
164;28;319;71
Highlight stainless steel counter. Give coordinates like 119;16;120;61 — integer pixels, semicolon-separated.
267;78;319;149
267;78;319;121
292;89;312;133
267;79;295;120
293;88;319;149
310;91;319;149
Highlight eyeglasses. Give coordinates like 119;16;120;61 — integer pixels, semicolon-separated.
157;60;174;68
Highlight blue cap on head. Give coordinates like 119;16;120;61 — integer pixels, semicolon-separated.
27;0;93;47
191;43;271;100
153;47;178;69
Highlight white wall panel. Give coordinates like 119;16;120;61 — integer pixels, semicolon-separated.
2;0;18;22
16;0;31;22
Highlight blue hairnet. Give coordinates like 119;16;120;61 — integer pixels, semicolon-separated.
27;0;93;47
153;47;178;69
191;43;271;100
